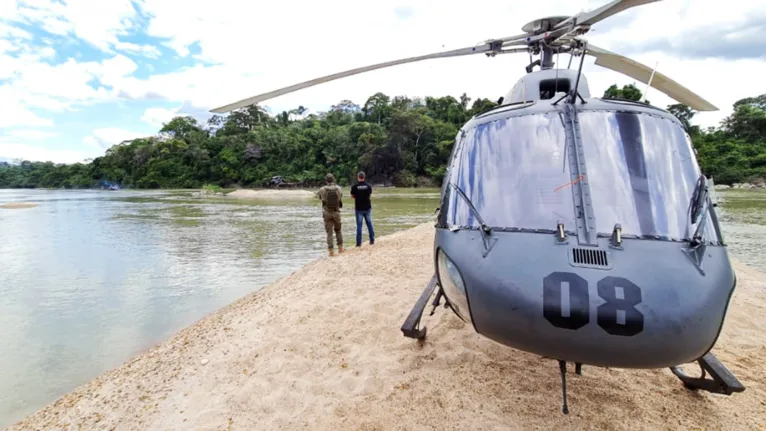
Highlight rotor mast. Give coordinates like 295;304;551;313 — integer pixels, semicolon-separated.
541;45;555;70
521;16;570;71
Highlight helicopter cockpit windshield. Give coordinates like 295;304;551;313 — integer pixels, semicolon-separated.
444;109;719;243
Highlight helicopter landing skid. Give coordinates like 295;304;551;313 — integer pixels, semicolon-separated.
669;352;745;395
401;274;441;340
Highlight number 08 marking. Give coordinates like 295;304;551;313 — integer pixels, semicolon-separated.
543;271;644;336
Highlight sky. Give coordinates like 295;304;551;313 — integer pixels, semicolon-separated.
1;0;765;164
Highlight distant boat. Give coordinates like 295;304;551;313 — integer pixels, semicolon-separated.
97;180;121;191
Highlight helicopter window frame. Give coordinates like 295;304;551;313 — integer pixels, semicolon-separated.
474;100;538;120
437;130;467;227
597;98;668;114
538;78;571;100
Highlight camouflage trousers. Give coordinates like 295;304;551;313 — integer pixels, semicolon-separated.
323;210;343;249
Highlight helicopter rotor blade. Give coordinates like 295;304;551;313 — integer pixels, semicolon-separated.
480;33;532;46
559;0;663;28
585;43;718;112
210;38;528;114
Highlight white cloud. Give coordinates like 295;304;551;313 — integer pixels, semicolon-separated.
0;100;54;128
0;1;156;128
38;46;55;58
140;107;180;129
0;51;138;124
83;127;147;151
109;0;764;129
0;126;143;164
1;0;765;165
0;21;33;39
6;0;138;52
0;139;98;164
6;129;59;140
114;41;161;58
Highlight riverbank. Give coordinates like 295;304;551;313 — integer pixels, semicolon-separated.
0;202;38;209
225;189;316;199
7;223;766;430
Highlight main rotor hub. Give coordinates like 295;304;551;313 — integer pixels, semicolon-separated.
521;16;571;34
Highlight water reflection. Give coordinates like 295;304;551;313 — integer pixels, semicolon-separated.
0;188;439;428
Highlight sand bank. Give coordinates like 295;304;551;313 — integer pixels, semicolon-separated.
8;223;766;430
226;189;316;199
0;202;38;209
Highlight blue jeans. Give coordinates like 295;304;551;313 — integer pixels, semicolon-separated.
355;209;375;246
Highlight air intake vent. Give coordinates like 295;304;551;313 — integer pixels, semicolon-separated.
569;248;611;270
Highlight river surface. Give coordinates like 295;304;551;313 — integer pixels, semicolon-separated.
0;187;763;428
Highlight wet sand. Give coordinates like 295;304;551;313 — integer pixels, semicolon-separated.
7;223;766;430
0;202;38;209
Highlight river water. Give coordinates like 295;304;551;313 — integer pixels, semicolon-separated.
0;187;763;428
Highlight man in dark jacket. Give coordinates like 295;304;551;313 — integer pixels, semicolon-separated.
350;171;375;247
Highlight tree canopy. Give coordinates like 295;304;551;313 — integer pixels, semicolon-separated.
1;87;764;189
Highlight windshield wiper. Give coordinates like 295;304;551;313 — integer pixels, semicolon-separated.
689;174;709;226
683;174;712;274
448;183;496;257
688;174;713;244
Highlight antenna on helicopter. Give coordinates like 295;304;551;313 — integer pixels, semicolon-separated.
643;60;659;103
570;41;588;105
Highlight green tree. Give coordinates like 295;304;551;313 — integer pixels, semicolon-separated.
603;83;645;103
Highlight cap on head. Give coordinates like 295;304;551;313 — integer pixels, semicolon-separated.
357;171;366;180
325;173;335;183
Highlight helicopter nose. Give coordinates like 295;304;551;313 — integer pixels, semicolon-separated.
436;248;473;324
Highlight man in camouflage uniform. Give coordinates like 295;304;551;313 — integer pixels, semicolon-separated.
317;173;344;256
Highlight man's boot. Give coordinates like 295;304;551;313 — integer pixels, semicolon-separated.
328;248;335;257
338;244;344;254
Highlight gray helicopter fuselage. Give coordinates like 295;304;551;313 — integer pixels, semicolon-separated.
433;94;737;369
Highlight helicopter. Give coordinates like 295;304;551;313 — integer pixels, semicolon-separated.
210;0;746;415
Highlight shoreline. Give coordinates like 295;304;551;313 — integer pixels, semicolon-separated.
0;185;417;192
6;223;766;430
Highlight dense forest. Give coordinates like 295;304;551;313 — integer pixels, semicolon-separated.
1;85;764;189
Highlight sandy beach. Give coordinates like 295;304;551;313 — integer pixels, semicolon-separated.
7;222;766;430
0;202;38;209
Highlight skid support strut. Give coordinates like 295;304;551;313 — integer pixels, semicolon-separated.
400;274;440;339
670;352;745;395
